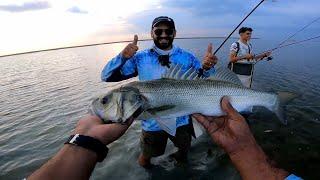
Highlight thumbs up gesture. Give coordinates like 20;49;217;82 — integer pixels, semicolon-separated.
121;35;139;59
202;43;218;70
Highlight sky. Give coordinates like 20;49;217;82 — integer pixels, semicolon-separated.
0;0;319;55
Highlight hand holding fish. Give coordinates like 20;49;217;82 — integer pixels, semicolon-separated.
202;43;218;70
74;115;134;145
192;97;256;154
121;35;139;59
193;97;289;180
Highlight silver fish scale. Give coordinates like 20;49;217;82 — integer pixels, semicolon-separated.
125;79;278;117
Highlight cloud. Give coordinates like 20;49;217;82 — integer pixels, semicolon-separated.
67;6;88;14
162;0;248;17
260;0;320;16
124;0;320;41
0;1;50;12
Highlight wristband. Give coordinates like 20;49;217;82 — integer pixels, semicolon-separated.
65;134;108;162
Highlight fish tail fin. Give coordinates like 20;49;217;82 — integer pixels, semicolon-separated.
273;91;298;125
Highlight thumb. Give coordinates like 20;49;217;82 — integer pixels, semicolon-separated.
133;35;138;45
206;43;213;54
220;96;241;120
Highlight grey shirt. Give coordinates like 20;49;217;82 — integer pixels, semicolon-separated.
230;40;255;64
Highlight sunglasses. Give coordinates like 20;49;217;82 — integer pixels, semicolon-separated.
153;29;174;36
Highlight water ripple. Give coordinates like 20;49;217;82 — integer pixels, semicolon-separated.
0;41;319;180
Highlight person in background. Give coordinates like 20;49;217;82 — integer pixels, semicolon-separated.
229;27;272;88
100;16;218;167
27;97;302;180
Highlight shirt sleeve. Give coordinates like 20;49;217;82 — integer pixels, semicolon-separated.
285;174;303;180
101;53;138;82
190;54;215;78
230;42;238;54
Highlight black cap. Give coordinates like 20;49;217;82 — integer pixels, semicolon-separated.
152;16;175;29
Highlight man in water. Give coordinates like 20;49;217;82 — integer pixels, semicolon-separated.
27;97;302;180
229;27;271;88
100;16;218;167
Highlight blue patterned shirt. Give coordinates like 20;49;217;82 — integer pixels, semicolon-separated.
101;45;215;131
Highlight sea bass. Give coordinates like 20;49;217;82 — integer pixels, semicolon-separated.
90;65;296;136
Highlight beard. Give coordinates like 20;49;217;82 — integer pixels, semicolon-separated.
153;36;174;50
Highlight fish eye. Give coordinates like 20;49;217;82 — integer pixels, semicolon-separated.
101;96;108;104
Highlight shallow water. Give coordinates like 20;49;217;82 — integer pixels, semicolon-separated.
0;39;319;179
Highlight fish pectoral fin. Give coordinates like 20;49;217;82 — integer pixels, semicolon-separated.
146;105;176;115
155;117;177;136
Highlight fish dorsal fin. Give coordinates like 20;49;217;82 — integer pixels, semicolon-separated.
162;64;200;80
208;67;243;86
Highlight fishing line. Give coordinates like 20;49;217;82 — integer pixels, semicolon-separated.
0;36;245;58
277;16;320;47
254;35;320;60
269;35;320;51
214;0;265;55
254;16;320;60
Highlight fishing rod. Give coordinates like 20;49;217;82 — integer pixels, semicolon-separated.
0;36;246;58
268;35;320;52
277;16;320;47
254;35;320;61
213;0;265;55
255;16;320;61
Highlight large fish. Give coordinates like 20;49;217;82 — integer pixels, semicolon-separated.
90;65;297;136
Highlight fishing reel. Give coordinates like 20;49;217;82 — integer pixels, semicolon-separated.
267;56;273;61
